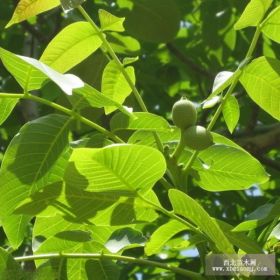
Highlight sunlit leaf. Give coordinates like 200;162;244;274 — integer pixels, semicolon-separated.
101;61;135;114
222;95;240;133
240;56;280;120
6;0;60;28
168;189;235;253
40;22;102;73
234;0;273;30
0;97;19;125
99;9;125;32
193;144;268;191
65;144;166;193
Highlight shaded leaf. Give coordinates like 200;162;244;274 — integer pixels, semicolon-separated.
124;0;180;43
216;220;263;253
74;84;133;117
105;228;146;253
0;114;71;248
0;248;23;279
110;112;171;132
233;199;280;232
261;6;280;43
86;259;120;280
65;144;166;193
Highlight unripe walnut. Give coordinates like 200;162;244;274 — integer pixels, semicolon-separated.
172;98;197;129
183;125;213;151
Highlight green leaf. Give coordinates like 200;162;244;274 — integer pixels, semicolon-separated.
0;248;23;279
124;0;180;43
216;220;263;253
168;189;234;253
0;97;19;125
0;48;84;94
74;84;133;117
110;112;171;132
145;220;188;256
240;56;280;120
65;144;166;193
85;260;120;280
261;6;280;43
6;0;60;28
234;0;273;30
193;144;268;191
233;199;280;232
108;33;140;55
0;114;71;247
29;186;158;226
101;61;135;114
105;228;146;253
98;9;125;32
40;22;102;73
222;95;240;133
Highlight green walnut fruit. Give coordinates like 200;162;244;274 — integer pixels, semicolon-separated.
172;98;197;129
183;125;213;151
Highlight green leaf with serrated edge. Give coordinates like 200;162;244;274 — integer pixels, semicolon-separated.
74;84;133;118
168;189;234;253
232;199;280;232
261;6;280;43
65;144;166;193
0;97;19;125
216;220;263;253
40;22;102;73
193;144;268;191
86;259;120;280
234;0;273;30
6;0;60;28
145;220;188;256
0;248;23;279
222;95;240;133
105;228;146;253
0;114;71;248
240;56;280;120
101;60;135;114
0;48;84;94
99;9;125;32
110;112;171;132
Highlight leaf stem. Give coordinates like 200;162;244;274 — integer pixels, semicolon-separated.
171;129;185;161
77;6;147;112
77;5;164;152
183;27;261;174
14;252;205;279
137;192;201;234
0;93;123;143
